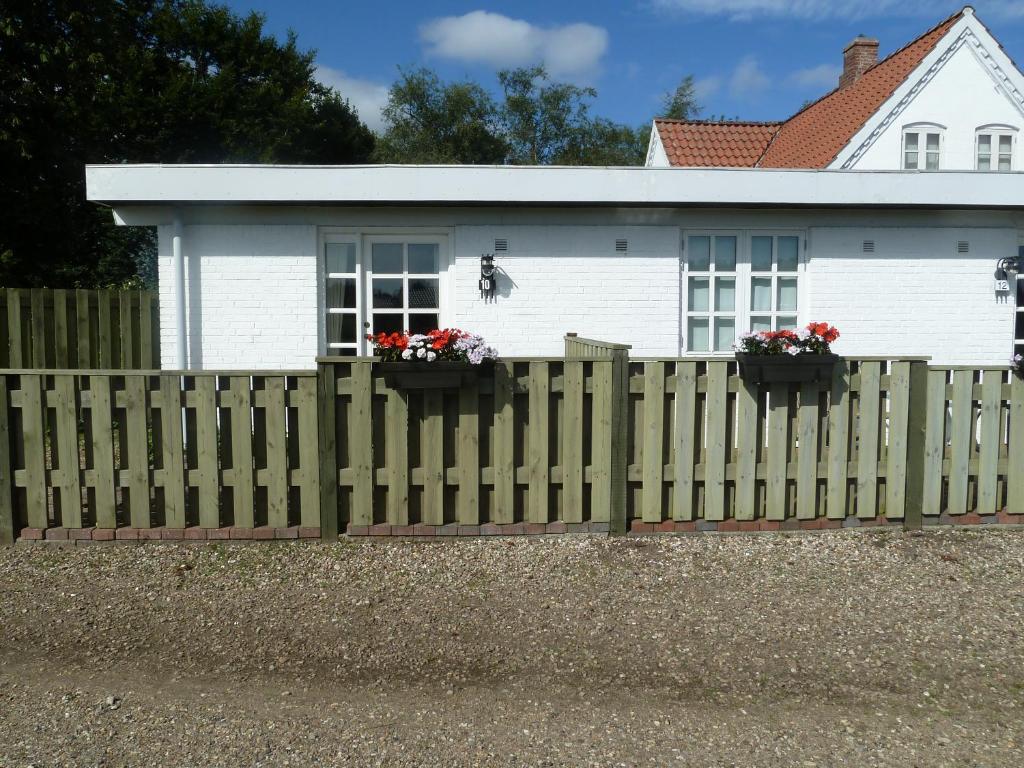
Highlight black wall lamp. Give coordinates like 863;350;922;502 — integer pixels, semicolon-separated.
479;253;497;300
995;253;1021;291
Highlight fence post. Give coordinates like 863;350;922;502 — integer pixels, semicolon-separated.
903;360;930;530
608;346;629;535
317;360;339;541
0;376;13;545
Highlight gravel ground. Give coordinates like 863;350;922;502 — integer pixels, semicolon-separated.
1;529;1023;767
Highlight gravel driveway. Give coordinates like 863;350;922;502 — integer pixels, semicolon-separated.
1;529;1023;767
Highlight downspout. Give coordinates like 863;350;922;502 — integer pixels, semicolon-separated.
172;208;188;369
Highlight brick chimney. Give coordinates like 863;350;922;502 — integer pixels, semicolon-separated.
840;36;879;88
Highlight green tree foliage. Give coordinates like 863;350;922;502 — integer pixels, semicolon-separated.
375;65;647;167
0;0;374;287
660;75;702;120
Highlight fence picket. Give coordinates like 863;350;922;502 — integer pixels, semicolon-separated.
562;361;584;523
123;375;150;527
885;362;911;520
422;389;444;526
922;369;947;516
704;362;728;522
976;370;1002;516
457;381;481;525
1009;375;1024;515
159;375;186;528
97;290;112;368
264;376;288;528
856;362;881;519
528;362;550;524
76;289;91;367
796;381;819;519
734;377;757;521
826;361;851;519
30;289;45;367
52;375;82;528
21;374;47;529
89;375;117;529
947;369;973;516
53;290;69;368
493;361;515;524
590;360;613;523
296;375;321;528
194;376;220;528
766;383;789;520
0;377;12;544
119;292;135;368
672;362;697;521
386;387;409;526
7;289;23;367
229;376;255;528
641;362;664;523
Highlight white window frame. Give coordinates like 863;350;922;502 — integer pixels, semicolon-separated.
681;229;806;356
682;232;740;354
318;228;453;355
748;232;803;333
901;123;945;170
975;125;1017;171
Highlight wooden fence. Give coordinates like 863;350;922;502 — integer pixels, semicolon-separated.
0;346;1021;544
0;288;159;369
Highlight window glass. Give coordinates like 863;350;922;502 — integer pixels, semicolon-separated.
999;135;1013;171
750;316;771;332
325;243;356;274
714;318;735;352
688;277;710;312
777;278;798;312
687;317;709;352
714;237;737;271
372;314;404;335
326;278;357;309
903;133;918;169
978;134;992;171
371;243;403;273
688;236;711;271
371;278;403;308
925;133;940;170
777;237;799;271
715;277;735;312
408;244;439;273
751;277;772;312
751;237;773;271
408;278;439;309
777;316;798;331
327;314;357;344
408;313;439;335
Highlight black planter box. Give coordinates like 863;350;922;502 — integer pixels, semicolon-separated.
735;353;840;384
377;360;493;389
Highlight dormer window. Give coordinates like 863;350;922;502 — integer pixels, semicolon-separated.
902;125;943;170
976;126;1016;171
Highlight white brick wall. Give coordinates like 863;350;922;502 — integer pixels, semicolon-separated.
158;224;318;369
808;227;1017;365
454;225;680;356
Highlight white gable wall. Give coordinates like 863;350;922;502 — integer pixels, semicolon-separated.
847;41;1024;170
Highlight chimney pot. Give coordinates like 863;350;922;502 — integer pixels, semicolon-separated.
840;36;879;88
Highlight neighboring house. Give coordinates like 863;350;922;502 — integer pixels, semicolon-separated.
85;7;1024;370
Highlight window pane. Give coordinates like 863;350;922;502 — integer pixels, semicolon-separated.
325;243;356;274
751;277;772;312
777;316;797;331
1016;310;1024;340
751;236;773;271
408;313;439;335
714;317;735;352
904;151;918;170
904;133;919;150
372;314;404;335
777;237;799;271
978;135;991;151
715;277;735;311
750;316;771;332
978;155;991;171
688;277;709;312
999;155;1012;171
371;243;403;273
777;277;798;311
925;151;939;170
408;243;439;273
409;278;439;309
688;236;711;271
687;317;709;352
327;314;357;344
714;236;737;271
999;135;1012;153
372;278;403;308
326;277;356;309
926;133;940;152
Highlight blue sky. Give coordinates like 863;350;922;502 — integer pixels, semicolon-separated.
222;1;1024;131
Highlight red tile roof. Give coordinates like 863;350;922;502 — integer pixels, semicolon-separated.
654;120;781;167
654;9;965;169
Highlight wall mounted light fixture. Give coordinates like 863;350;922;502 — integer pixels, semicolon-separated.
479;254;497;300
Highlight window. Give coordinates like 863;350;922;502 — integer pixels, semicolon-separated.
976;127;1015;171
1016;272;1024;359
321;233;448;355
683;232;803;354
903;126;942;170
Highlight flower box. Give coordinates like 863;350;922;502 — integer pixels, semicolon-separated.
736;353;840;384
378;360;493;389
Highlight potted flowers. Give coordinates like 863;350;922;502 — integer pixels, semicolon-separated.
735;322;841;384
369;329;498;389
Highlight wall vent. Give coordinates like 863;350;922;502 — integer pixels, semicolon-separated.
957;240;970;253
494;238;509;252
862;240;875;253
615;238;629;253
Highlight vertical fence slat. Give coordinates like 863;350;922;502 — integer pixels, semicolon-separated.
7;289;23;367
704;362;728;522
1009;374;1024;515
562;361;584;523
826;361;850;519
0;377;13;544
641;362;664;523
265;376;288;528
885;361;910;520
139;291;154;369
922;369;946;516
317;363;338;539
349;363;374;528
97;290;112;369
386;387;409;526
89;375;117;529
856;362;881;519
119;292;135;369
159;375;186;528
589;360;612;523
734;376;757;521
528;362;550;524
75;289;91;367
53;289;69;368
422;389;444;526
194;376;220;528
947;369;973;516
976;370;1002;517
30;289;45;368
796;381;819;520
672;362;697;521
296;375;320;528
492;361;515;524
21;374;47;528
52;375;82;528
229;375;255;528
766;383;789;521
123;376;150;527
457;381;480;525
904;360;930;530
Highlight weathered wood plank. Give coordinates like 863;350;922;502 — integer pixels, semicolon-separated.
766;383;789;521
528;362;550;524
904;361;930;530
884;361;910;520
422;389;444;525
7;289;23;367
229;375;255;528
30;289;46;367
97;289;113;368
194;376;220;528
457;381;481;525
386;387;409;526
589;360;613;523
922;369;947;516
123;375;150;527
53;289;69;368
139;291;154;369
349;363;375;527
640;362;665;523
826;361;851;519
976;369;1002;516
88;376;117;529
562;361;584;523
52;375;82;528
295;375;321;528
159;375;186;528
796;381;819;520
672;362;697;521
20;374;47;528
119;291;135;368
317;363;339;539
856;362;881;519
1009;374;1024;515
704;362;728;522
492;361;515;524
947;369;974;516
0;377;14;544
264;376;288;527
734;376;758;521
75;289;91;367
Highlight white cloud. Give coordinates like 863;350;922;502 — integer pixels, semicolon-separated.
315;66;390;132
788;63;843;89
419;11;608;79
694;75;723;101
729;56;770;97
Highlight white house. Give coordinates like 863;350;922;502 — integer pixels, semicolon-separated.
85;7;1024;370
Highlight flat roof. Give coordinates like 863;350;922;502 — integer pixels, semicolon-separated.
85;163;1024;209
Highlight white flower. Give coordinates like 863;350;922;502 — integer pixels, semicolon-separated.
401;348;413;360
786;345;801;356
426;350;437;362
416;347;426;359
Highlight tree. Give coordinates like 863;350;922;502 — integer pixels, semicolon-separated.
0;0;375;287
373;68;506;164
660;75;702;120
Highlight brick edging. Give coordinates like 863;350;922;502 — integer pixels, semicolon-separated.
18;526;321;543
345;522;610;537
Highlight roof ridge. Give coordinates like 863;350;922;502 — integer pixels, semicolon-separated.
654;118;782;127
